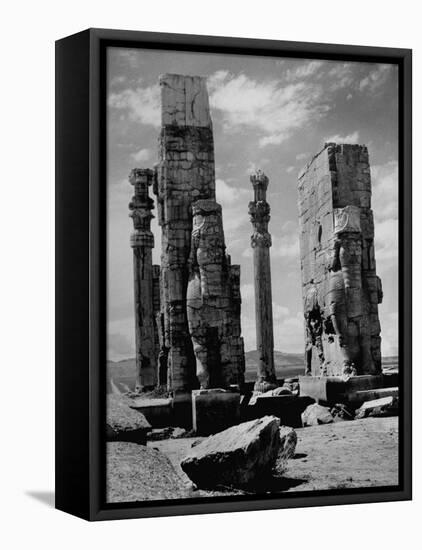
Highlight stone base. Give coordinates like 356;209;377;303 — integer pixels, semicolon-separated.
129;397;173;428
245;395;314;428
172;392;193;429
299;375;390;404
348;387;399;404
192;388;240;436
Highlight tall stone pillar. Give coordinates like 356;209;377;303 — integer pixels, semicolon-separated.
129;168;157;391
154;74;216;392
297;143;383;377
249;170;277;392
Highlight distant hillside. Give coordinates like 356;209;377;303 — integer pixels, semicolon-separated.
107;353;399;392
107;350;305;392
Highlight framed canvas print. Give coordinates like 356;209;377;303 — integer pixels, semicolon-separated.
55;28;412;521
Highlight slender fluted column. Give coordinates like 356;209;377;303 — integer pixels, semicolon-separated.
249;170;277;392
129;168;157;391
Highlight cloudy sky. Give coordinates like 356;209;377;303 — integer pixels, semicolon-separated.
107;47;398;361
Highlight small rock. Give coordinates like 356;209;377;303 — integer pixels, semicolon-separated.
181;416;280;488
170;427;187;439
355;396;399;419
331;403;354;421
272;387;293;396
302;403;334;426
282;381;300;394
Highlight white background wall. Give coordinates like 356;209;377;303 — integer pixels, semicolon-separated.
0;1;419;547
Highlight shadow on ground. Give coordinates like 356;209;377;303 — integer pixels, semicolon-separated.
26;491;55;508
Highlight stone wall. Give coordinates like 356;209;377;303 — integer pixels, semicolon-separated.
298;143;383;377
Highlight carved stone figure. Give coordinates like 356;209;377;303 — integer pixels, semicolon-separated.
304;285;326;376
298;144;383;377
187;200;245;389
152;74;245;391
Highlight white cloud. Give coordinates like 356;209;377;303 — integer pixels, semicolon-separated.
108;84;161;127
273;312;305;353
208;71;329;148
359;64;392;94
324;131;360;143
272;222;300;260
216;178;247;205
326;63;354;91
286;166;295;174
374;218;398;263
131;148;152;163
296;152;310;161
371;160;398;222
285;60;325;81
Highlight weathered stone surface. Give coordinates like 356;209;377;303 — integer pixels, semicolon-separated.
106;394;151;443
154;74;245;392
192;388;240;436
299;374;386;403
279;426;298;459
129;397;173;428
180;416;281;488
247;394;314;428
187;201;245;388
129;168;158;390
330;403;354;421
302;403;334;426
355;396;398;419
298;144;382;377
106;442;190;502
249;170;277;392
348;386;399;404
272;387;293;396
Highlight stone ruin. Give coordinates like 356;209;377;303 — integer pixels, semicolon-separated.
248;170;277;393
126;74;390;431
129;74;245;395
298;143;383;378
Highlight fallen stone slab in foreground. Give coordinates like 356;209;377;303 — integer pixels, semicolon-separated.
181;416;281;488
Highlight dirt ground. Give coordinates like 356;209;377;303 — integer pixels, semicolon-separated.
150;416;399;496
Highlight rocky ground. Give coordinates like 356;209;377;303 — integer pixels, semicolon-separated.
106;416;399;501
151;416;399;496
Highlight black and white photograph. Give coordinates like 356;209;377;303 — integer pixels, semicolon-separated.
105;46;402;503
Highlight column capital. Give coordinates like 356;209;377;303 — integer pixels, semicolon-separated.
129;167;155;247
249;171;272;248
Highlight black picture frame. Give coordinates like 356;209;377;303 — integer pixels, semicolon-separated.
55;27;412;521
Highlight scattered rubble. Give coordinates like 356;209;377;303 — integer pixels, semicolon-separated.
330;403;354;422
181;416;280;488
302;403;334;426
355;396;399;419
